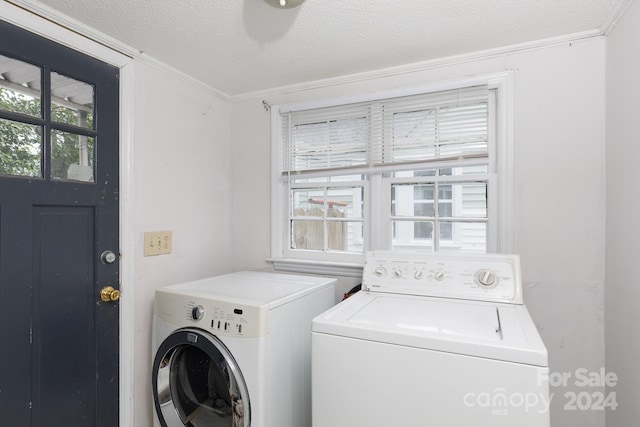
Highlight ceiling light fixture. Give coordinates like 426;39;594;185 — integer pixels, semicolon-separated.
263;0;305;9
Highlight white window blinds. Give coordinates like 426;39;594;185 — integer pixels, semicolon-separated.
282;85;489;175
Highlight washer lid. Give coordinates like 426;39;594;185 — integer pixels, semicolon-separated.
312;292;548;367
349;295;502;342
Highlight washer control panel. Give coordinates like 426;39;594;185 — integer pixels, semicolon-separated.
362;251;523;304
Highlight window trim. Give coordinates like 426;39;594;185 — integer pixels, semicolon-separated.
270;71;514;275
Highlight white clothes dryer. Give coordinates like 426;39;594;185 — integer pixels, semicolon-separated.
152;271;335;427
312;251;550;427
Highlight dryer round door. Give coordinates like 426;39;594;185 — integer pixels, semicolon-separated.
152;328;251;427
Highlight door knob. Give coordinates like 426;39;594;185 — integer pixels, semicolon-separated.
100;286;120;302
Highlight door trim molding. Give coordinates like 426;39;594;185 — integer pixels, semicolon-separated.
119;62;136;427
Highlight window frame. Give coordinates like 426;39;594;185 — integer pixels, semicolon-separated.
270;72;513;276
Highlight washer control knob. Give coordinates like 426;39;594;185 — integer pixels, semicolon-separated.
475;269;498;288
374;267;386;277
434;271;445;281
414;270;424;280
393;269;403;279
191;305;205;321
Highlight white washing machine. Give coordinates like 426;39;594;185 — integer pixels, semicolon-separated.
312;251;550;427
152;271;335;427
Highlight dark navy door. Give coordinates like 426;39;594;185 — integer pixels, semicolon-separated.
0;19;120;426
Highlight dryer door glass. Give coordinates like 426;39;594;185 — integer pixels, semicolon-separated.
153;329;251;427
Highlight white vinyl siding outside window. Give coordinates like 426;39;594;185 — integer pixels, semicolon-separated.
271;73;513;271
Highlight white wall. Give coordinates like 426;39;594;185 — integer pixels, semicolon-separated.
605;1;640;425
131;60;233;425
231;38;607;427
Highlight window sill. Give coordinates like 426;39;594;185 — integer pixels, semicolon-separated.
267;258;364;278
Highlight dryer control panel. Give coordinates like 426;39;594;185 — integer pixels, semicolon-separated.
186;299;260;337
362;251;523;304
155;289;268;337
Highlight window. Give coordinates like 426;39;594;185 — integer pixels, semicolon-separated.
271;73;513;271
0;54;97;182
390;166;490;252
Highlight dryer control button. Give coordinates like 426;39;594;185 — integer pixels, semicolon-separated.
191;305;205;321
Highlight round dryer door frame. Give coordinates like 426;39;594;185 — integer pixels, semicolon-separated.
152;328;251;427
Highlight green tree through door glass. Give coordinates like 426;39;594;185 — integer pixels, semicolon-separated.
0;118;42;177
50;72;94;129
0;54;43;178
50;72;95;182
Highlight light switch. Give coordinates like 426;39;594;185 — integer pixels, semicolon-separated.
144;231;172;256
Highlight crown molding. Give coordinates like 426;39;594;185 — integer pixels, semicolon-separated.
5;0;619;103
134;52;230;102
230;29;603;102
600;0;634;36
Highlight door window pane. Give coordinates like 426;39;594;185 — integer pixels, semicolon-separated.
0;54;42;117
50;72;94;129
51;130;94;182
0;118;41;177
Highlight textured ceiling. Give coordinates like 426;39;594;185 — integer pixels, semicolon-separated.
17;0;622;97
